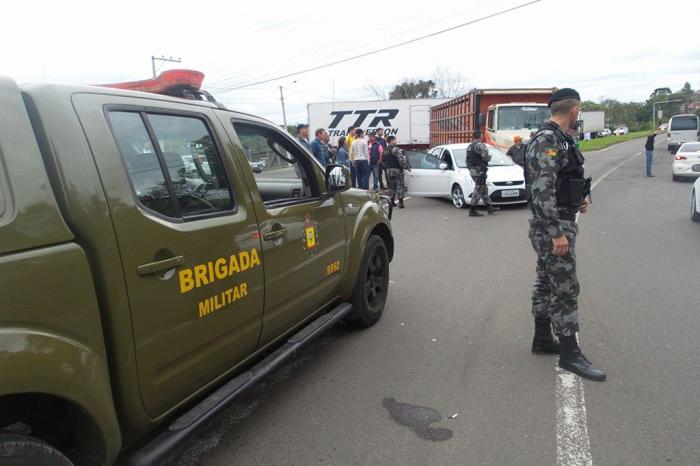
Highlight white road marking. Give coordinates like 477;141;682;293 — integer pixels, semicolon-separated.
556;366;593;466
557;150;641;464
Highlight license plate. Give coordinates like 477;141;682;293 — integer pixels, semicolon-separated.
501;189;520;198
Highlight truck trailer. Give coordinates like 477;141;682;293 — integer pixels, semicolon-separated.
308;98;448;149
430;88;556;151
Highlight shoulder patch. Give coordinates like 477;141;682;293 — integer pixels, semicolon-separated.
543;148;558;157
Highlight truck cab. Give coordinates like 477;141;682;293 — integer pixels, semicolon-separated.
0;70;394;466
484;103;550;151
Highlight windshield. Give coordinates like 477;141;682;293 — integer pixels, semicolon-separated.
453;147;515;168
679;142;700;152
670;116;699;131
497;106;550;131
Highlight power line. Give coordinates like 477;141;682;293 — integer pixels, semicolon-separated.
212;0;540;93
207;0;511;92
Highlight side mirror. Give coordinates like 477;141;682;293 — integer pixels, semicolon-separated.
326;164;351;192
439;162;448;170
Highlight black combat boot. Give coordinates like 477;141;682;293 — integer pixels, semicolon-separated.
558;335;607;381
398;198;405;209
487;205;500;214
469;207;483;217
390;196;397;207
531;318;560;354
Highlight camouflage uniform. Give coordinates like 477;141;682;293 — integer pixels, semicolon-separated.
382;145;409;200
526;121;585;337
468;141;491;207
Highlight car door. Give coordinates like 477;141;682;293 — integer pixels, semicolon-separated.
224;118;347;347
73;95;265;418
406;151;450;196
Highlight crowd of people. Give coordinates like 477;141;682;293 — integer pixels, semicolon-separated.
295;124;410;208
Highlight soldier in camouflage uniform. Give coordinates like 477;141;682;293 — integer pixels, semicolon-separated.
526;88;606;382
382;136;409;208
466;131;499;217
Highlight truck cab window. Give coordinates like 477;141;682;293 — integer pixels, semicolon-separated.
108;111;234;219
232;122;317;205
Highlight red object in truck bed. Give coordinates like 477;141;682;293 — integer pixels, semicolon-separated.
96;69;205;95
430;88;555;146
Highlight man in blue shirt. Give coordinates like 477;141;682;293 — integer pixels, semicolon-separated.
310;128;328;165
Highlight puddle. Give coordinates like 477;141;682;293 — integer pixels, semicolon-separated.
382;397;453;442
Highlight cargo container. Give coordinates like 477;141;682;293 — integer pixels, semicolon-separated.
308;98;448;149
430;88;555;151
579;111;605;136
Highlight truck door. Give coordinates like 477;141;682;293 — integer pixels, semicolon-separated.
73;95;264;418
409;105;431;145
224;118;347;347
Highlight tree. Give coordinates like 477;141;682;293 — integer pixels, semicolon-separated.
432;66;469;98
388;79;437;99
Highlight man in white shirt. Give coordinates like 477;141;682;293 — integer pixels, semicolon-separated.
350;129;371;189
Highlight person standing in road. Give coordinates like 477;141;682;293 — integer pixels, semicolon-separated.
351;129;371;189
382;135;409;208
310;128;328;166
466;130;498;216
369;135;384;191
375;128;388;189
337;136;350;168
507;135;527;167
296;124;311;151
645;131;657;177
347;126;357;187
526;88;605;382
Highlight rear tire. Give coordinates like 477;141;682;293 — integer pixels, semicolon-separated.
346;235;390;328
692;191;700;222
0;435;73;466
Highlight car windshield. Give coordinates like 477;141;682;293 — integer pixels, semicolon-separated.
497;106;550;131
452;147;515;168
670;116;699;131
680;142;700;152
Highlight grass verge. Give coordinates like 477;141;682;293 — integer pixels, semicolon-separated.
579;131;648;152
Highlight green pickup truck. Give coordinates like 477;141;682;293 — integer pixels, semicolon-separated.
0;71;393;466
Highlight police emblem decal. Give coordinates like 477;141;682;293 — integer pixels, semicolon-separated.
303;215;319;254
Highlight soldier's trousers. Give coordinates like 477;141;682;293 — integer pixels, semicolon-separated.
469;168;491;207
385;168;406;199
528;218;580;337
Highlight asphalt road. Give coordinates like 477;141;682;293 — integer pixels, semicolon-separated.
166;136;700;465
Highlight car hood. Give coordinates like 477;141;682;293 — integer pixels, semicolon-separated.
458;165;524;182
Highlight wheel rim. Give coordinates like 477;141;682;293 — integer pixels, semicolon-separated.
452;186;464;208
365;247;387;312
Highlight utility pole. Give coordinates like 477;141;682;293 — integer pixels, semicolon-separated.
652;99;682;130
279;86;288;132
151;55;182;78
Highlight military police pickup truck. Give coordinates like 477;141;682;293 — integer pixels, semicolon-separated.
0;71;393;466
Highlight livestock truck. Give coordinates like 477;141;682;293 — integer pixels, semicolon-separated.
308;98;448;149
430;88;556;151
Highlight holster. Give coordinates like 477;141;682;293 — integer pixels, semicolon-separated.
556;177;592;207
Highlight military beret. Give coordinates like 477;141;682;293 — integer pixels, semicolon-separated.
548;88;581;107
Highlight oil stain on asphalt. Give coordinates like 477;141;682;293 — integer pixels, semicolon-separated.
382;397;453;441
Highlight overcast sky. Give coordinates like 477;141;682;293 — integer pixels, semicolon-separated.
2;0;698;124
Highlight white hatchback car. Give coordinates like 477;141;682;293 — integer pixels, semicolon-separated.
672;142;700;181
692;174;700;222
405;144;526;208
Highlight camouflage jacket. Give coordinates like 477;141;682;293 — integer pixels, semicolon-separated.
525;121;581;237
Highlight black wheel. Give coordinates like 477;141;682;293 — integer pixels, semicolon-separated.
451;184;466;209
673;175;680;181
692;190;700;222
346;235;390;327
0;435;73;466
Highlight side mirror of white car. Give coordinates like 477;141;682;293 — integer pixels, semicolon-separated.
439;162;448;170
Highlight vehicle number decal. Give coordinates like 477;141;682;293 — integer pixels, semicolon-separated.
326;260;341;276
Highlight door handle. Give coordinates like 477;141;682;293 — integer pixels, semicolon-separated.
137;255;185;276
263;226;287;241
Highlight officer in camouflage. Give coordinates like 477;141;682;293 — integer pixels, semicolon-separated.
526;88;605;382
382;135;409;208
466;130;499;217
